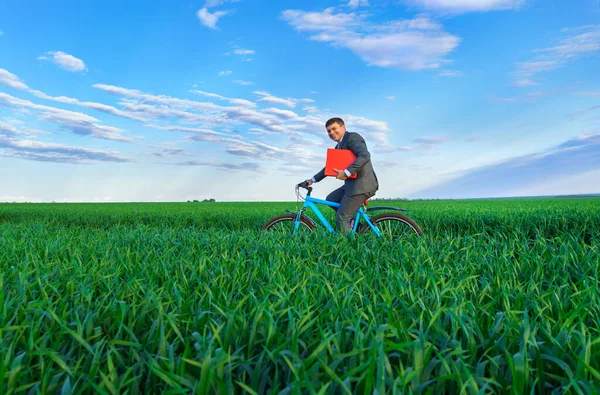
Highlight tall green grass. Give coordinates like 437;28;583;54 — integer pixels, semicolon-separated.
1;198;599;393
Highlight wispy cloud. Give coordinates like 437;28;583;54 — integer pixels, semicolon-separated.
233;49;255;55
218;70;232;76
38;51;87;72
89;82;403;161
487;95;518;103
573;90;600;97
489;84;579;104
253;90;313;108
346;0;370;8
0;93;135;142
232;79;254;86
0;123;131;164
281;8;460;70
410;130;600;199
400;0;526;14
509;78;540;87
439;69;462;77
190;89;256;107
0;68;146;122
512;25;600;86
0;68;29;90
196;8;229;29
225;48;255;61
0;120;49;139
413;136;452;149
1;68;401;163
223;40;255;60
567;104;600;120
174;160;260;172
204;0;240;7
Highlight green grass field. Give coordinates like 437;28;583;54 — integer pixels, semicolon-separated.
1;198;599;394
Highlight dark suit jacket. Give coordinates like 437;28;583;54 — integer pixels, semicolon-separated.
313;131;379;197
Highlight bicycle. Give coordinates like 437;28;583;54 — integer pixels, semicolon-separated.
262;181;423;239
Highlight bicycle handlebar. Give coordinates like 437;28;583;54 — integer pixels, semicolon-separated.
296;180;313;195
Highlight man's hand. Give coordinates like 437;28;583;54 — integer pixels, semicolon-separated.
333;168;348;180
305;179;313;186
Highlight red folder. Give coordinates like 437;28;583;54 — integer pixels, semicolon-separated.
325;148;357;178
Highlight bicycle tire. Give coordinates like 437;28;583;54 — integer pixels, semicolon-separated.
359;212;423;237
262;214;315;232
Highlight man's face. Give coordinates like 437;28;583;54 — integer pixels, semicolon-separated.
327;122;346;142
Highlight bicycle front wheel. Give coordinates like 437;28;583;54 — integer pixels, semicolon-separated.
360;212;423;239
262;214;315;233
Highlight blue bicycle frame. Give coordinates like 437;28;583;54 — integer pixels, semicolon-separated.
294;194;382;236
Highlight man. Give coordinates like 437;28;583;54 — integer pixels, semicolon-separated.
305;117;379;233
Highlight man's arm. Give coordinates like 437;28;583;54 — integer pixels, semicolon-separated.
345;133;371;176
312;167;326;183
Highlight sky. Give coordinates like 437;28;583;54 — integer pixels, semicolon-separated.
0;0;599;202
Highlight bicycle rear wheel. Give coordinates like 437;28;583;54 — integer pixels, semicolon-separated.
262;214;315;233
360;212;423;239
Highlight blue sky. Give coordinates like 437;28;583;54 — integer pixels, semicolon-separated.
0;0;599;202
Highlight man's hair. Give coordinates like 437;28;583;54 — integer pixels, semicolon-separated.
325;117;345;128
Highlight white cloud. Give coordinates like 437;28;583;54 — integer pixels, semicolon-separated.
567;104;600;120
516;60;560;76
190;89;256;107
196;7;229;29
400;0;526;14
263;107;301;120
1;139;131;164
229;98;256;107
0;68;409;199
573;90;600;97
487;96;518;103
386;96;396;100
0;68;29;90
413;136;452;149
0;93;135;143
0;69;148;122
510;78;540;87
146;124;227;139
204;0;239;8
410;131;600;199
281;8;460;70
253;90;314;108
282;7;363;32
346;0;370;8
0;123;131;164
253;91;297;108
38;51;87;72
233;49;255;55
439;69;462;77
218;70;232;76
535;26;600;58
89;82;404;160
232;79;254;86
511;25;600;86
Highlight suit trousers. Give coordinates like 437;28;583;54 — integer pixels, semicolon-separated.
326;186;371;233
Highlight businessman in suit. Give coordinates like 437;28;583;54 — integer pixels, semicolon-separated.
305;117;379;233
